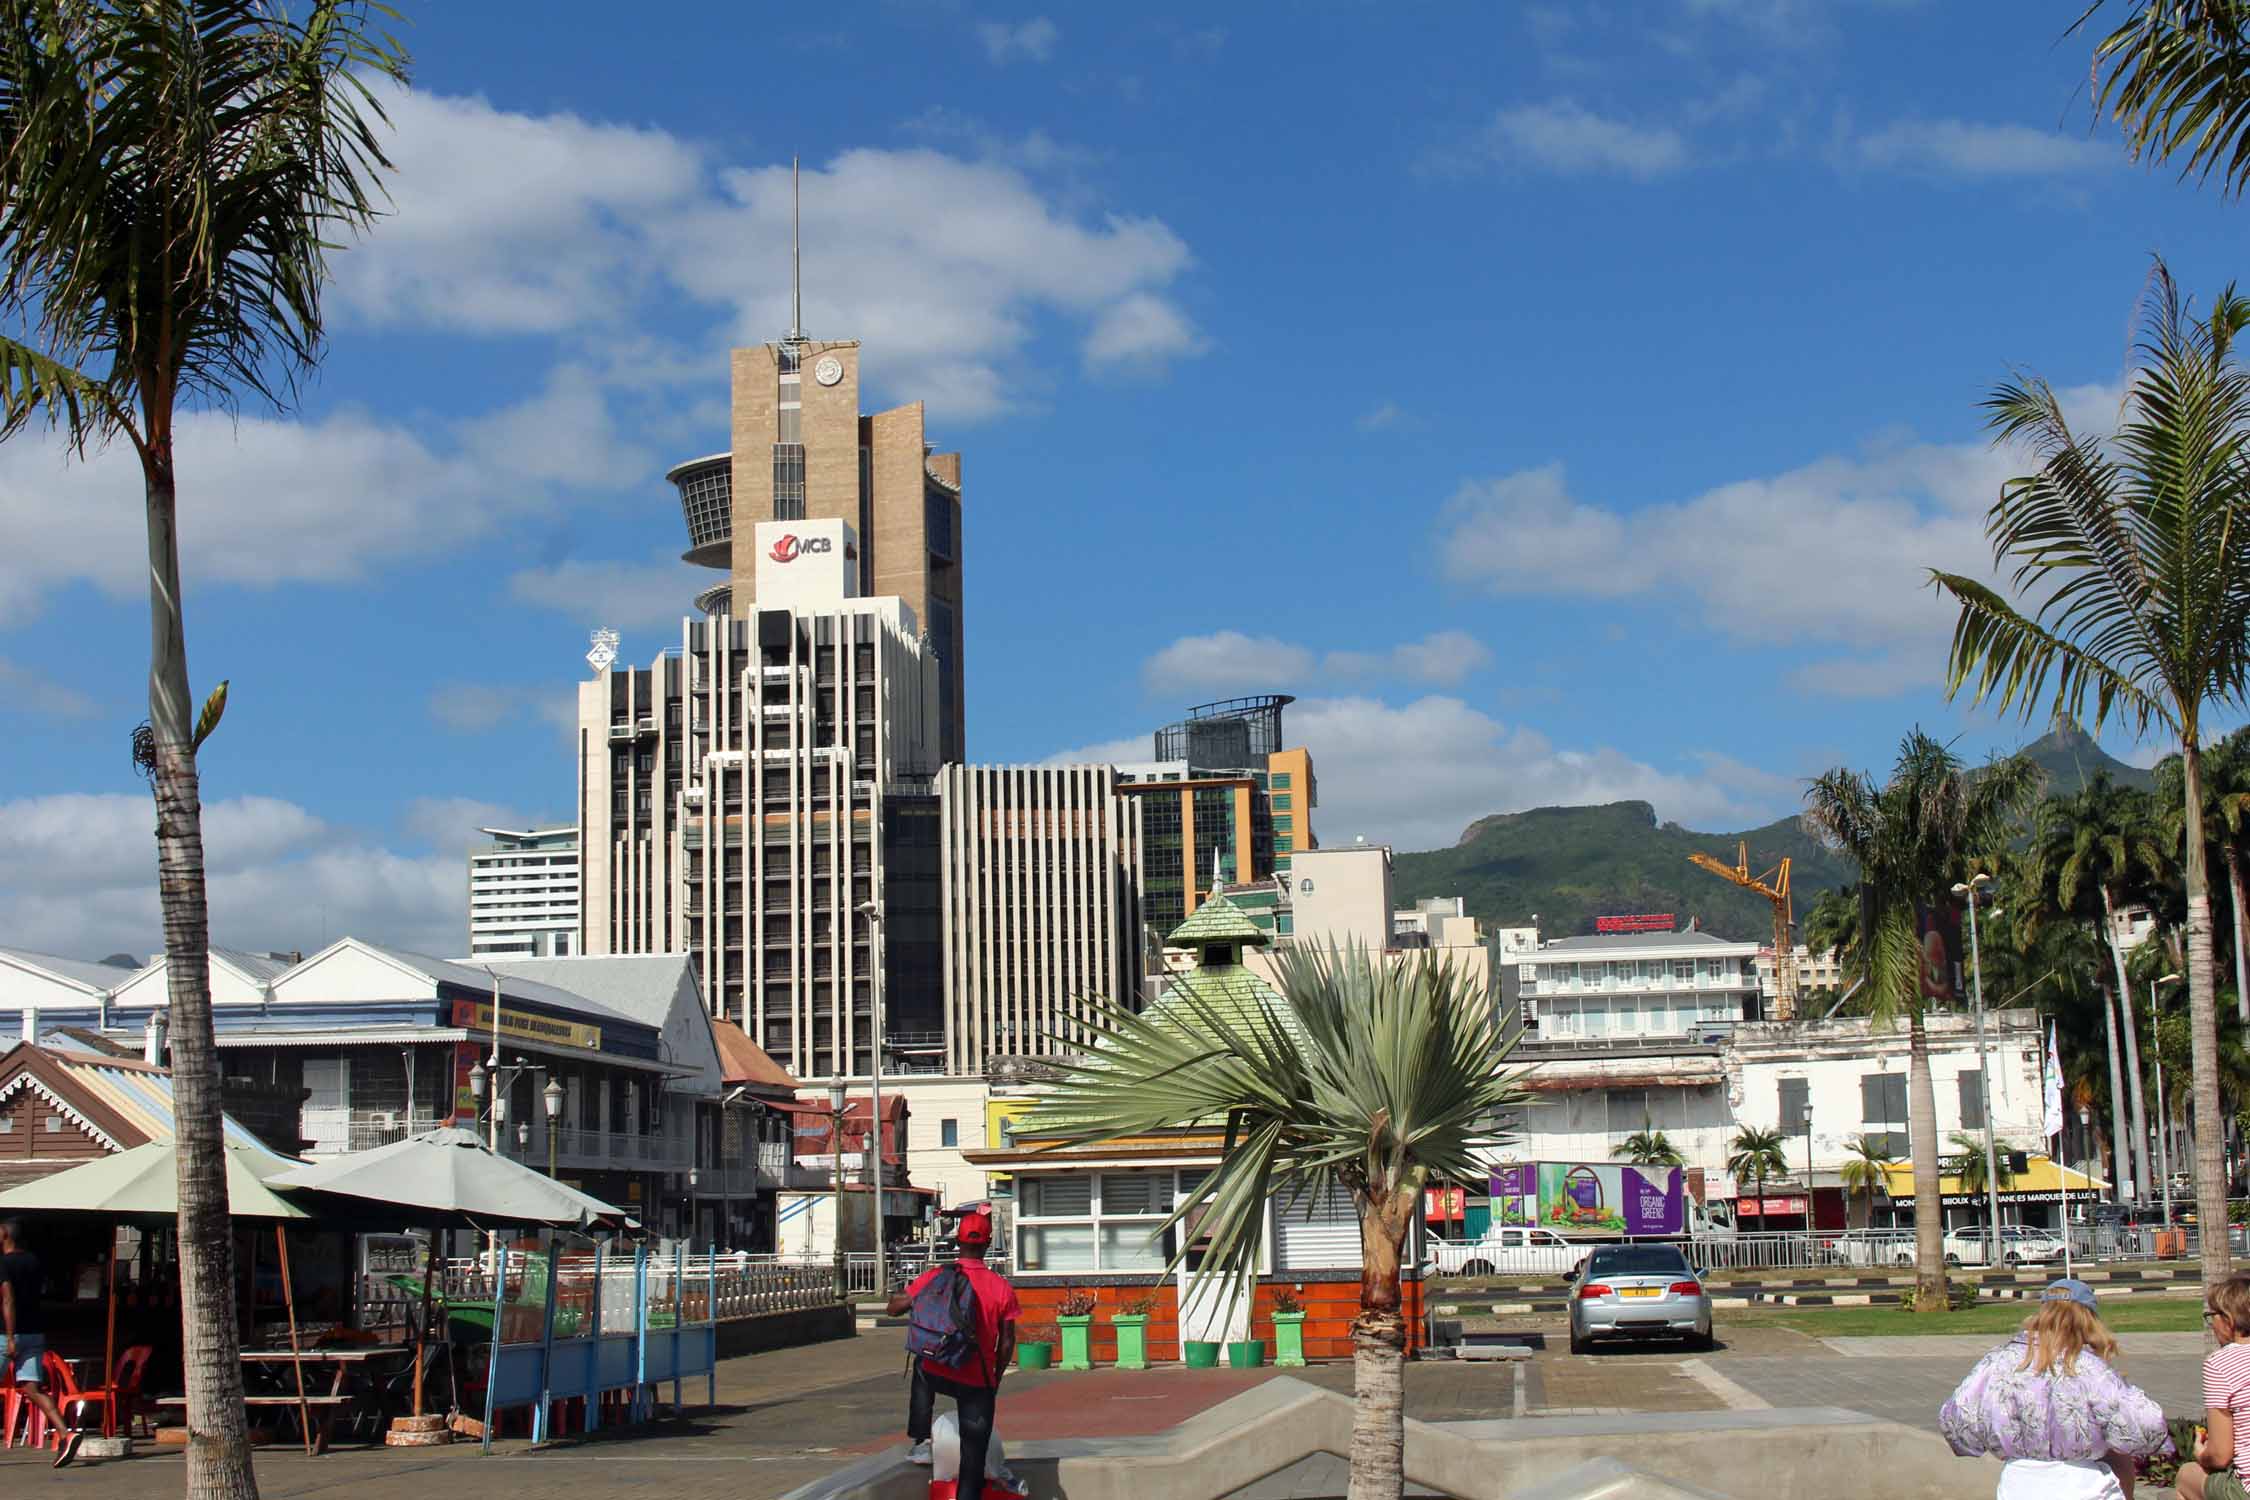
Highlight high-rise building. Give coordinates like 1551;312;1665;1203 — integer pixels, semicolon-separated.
935;764;1145;1075
1118;697;1318;937
579;517;942;1080
467;827;581;959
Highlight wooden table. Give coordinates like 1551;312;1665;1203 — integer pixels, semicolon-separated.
159;1345;411;1455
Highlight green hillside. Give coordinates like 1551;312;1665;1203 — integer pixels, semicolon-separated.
1392;801;1853;943
1389;728;2152;942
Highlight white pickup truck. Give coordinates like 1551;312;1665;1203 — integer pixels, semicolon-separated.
1425;1225;1583;1277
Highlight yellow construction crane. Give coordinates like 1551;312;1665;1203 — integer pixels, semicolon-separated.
1687;842;1797;1022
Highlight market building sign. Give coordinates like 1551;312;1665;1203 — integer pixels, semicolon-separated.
448;999;602;1053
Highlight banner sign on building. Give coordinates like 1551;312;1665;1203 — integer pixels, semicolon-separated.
1595;914;1675;935
1424;1185;1465;1222
1488;1162;1686;1236
449;999;602;1053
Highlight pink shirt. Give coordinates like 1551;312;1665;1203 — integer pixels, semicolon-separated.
2207;1342;2250;1479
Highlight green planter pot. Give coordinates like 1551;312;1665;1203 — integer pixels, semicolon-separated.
1111;1313;1150;1371
1183;1339;1222;1368
1016;1341;1054;1370
1271;1311;1307;1368
1057;1314;1094;1371
1226;1339;1264;1369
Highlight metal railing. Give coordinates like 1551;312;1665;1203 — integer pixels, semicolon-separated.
1425;1225;2250;1279
441;1253;845;1319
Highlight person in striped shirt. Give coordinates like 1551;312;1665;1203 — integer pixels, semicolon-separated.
2180;1273;2250;1499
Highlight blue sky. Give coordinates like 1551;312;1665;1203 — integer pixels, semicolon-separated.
2;0;2240;958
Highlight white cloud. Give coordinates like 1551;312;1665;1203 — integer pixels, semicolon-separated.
0;658;96;720
0;369;649;625
1357;400;1419;433
1042;732;1153;768
977;17;1060;64
401;796;550;852
0;790;486;960
507;553;707;631
1324;631;1494;688
1475;100;1690;178
1083;292;1209;373
1433;419;2072;695
427;681;581;738
1852;118;2109;178
1142;632;1316;696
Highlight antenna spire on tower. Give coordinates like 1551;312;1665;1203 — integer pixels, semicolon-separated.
789;154;803;341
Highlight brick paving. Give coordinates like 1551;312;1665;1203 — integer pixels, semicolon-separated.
0;1317;2209;1500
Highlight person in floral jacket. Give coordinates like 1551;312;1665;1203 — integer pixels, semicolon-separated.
1939;1278;2174;1499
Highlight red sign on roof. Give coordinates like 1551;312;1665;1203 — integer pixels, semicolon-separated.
1595;913;1675;934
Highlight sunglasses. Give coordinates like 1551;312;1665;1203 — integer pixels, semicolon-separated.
2208;1309;2232;1323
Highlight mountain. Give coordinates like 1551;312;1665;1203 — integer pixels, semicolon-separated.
1391;801;1855;944
2020;722;2155;796
1387;727;2152;943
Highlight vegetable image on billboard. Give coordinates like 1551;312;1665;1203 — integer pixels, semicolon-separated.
1531;1162;1686;1236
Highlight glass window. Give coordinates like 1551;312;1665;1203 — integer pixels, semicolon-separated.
1017;1171;1174;1272
1272;773;1292;789
940;1118;959;1148
1099;1223;1166;1269
1021;1176;1090;1218
1101;1172;1163;1215
1272;794;1292;810
1019;1225;1095;1271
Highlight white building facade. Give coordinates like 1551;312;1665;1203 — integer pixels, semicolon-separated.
469;827;581;959
1518;930;1763;1040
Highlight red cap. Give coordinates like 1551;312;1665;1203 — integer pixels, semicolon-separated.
956;1208;993;1246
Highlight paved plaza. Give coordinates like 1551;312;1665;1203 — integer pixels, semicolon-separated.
0;1319;2215;1499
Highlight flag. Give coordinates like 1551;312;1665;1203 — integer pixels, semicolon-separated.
2043;1020;2065;1144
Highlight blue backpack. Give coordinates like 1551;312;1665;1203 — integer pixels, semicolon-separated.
905;1263;984;1375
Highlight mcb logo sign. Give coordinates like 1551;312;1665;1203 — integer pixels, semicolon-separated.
768;533;834;564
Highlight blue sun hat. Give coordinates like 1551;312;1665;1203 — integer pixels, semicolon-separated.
2042;1278;2099;1311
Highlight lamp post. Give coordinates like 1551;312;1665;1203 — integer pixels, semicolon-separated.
543;1076;564;1178
2151;972;2183;1228
1952;874;2003;1266
687;1167;700;1248
828;1077;848;1299
2077;1103;2092;1274
856;898;888;1301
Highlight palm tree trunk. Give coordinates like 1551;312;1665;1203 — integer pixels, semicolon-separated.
2226;846;2249;1029
2099;971;2129;1202
2182;743;2232;1305
144;453;257;1500
2103;888;2154;1205
1908;1006;1948;1310
1349;1187;1416;1500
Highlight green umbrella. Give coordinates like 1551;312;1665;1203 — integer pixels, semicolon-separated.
0;1138;308;1221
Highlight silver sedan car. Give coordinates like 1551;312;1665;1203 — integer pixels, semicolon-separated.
1565;1243;1714;1354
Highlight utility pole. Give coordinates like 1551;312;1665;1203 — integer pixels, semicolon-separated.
1954;875;2003;1266
828;1077;847;1300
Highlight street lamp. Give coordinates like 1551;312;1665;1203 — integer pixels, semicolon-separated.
2151;972;2183;1228
2077;1103;2092;1276
856;898;889;1302
543;1076;565;1178
515;1120;530;1153
1952;873;2003;1265
828;1077;848;1297
687;1166;700;1246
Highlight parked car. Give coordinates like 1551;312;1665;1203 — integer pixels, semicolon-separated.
1941;1225;2067;1267
1427;1225;1581;1277
1824;1229;1917;1268
1565;1242;1713;1354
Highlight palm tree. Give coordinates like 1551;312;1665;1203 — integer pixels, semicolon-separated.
1727;1126;1791;1233
2159;728;2250;1025
1801;884;1861;1007
1836;1132;1897;1228
1949;1129;2021;1229
1930;261;2250;1299
2033;774;2170;1204
1026;946;1522;1500
2083;4;2250;195
1612;1122;1685;1167
1804;732;2042;1310
0;9;404;1496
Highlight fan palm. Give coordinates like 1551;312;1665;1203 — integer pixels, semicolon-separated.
1803;731;2042;1310
1612;1123;1685;1167
1930;261;2250;1298
2083;3;2250;196
1837;1132;1897;1227
0;7;404;1496
1726;1126;1791;1232
2031;774;2171;1205
1023;947;1523;1500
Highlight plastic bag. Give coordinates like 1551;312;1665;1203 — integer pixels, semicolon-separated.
929;1410;1007;1480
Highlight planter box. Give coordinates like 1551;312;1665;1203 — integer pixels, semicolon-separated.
1057;1314;1094;1371
1111;1313;1150;1371
1184;1339;1221;1368
1226;1339;1265;1369
1017;1341;1054;1370
1272;1310;1307;1368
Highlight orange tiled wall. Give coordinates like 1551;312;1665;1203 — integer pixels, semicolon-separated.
1013;1278;1421;1364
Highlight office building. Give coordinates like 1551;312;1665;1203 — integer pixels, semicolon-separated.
1118;696;1318;936
468;826;581;959
1518;928;1764;1039
935;764;1145;1075
579;516;943;1081
1289;844;1394;953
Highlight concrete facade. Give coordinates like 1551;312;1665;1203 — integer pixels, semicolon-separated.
1287;845;1394;954
468;826;581;959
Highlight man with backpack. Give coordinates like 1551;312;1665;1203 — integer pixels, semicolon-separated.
885;1205;1020;1499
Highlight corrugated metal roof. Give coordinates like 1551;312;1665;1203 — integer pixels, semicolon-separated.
0;947;138;991
1541;931;1755;952
36;1047;268;1150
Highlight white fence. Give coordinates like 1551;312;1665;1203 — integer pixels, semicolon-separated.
438;1252;846;1321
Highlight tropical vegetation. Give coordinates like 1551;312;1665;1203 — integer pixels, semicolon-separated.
1612;1123;1685;1167
0;6;405;1496
1726;1125;1791;1230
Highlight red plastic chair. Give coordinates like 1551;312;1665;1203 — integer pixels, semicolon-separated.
61;1345;152;1437
39;1350;83;1440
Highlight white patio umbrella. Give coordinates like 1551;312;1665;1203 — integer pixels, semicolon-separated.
266;1126;623;1228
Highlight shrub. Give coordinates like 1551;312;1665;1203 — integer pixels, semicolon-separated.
1272;1290;1304;1315
1119;1293;1158;1317
1057;1291;1097;1317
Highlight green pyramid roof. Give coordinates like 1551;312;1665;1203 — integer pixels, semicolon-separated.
1166;889;1273;948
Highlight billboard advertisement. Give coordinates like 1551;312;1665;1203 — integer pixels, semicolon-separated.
1488;1162;1686;1236
1916;902;1963;1007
